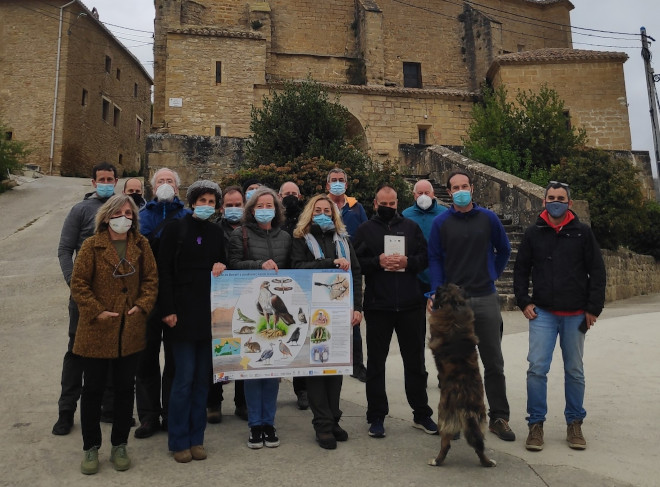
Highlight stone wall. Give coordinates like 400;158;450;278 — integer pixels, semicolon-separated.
602;250;660;302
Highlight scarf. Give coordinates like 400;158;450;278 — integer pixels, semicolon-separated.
304;232;351;267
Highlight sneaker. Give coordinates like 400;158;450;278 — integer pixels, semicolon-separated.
110;444;131;471
134;419;160;439
332;423;349;442
207;406;222;424
526;423;544;451
296;390;309;410
489;418;516;441
80;446;99;475
173;449;192;463
368;418;385;438
263;425;280;448
234;405;248;421
190;445;207;460
351;364;367;383
567;420;587;450
248;426;263;449
52;411;74;436
316;432;337;449
413;416;439;435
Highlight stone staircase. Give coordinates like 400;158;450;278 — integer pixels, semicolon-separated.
404;174;522;311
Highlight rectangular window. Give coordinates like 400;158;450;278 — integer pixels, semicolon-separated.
134;83;138;97
5;131;12;141
113;106;121;127
118;154;123;165
214;125;222;136
102;98;110;122
81;89;88;106
418;128;427;145
215;61;222;84
563;110;572;131
116;68;121;80
105;55;112;73
403;62;422;88
136;116;143;140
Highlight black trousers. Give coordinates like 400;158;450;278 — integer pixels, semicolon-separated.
80;352;140;450
207;379;246;409
307;375;343;433
365;307;432;422
135;312;174;423
58;297;112;415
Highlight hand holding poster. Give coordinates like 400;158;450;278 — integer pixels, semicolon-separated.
210;269;353;382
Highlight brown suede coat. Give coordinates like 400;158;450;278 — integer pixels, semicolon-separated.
71;230;158;359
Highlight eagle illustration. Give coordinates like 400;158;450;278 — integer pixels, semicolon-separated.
256;281;295;329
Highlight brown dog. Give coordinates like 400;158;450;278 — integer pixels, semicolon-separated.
427;284;496;467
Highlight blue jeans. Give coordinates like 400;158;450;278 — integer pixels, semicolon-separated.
244;378;279;427
168;340;211;452
527;308;586;425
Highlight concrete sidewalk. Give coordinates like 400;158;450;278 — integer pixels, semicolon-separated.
1;176;658;486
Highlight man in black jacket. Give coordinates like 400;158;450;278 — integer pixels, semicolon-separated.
514;181;606;452
354;185;437;439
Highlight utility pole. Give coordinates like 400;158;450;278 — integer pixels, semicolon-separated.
641;27;660;200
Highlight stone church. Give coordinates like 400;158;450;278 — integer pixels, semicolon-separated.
149;0;632;184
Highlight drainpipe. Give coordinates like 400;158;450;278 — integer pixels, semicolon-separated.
49;0;76;175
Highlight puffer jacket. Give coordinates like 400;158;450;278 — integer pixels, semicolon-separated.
71;230;158;358
229;222;291;269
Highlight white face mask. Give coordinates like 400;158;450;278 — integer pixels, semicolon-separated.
155;183;175;202
416;194;433;210
109;216;132;234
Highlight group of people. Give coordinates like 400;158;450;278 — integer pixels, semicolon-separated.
53;162;606;475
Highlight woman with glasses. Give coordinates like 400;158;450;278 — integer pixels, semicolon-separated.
290;194;362;449
70;194;158;475
157;180;226;463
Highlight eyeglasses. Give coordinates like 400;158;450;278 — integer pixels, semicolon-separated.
113;258;136;278
549;181;569;188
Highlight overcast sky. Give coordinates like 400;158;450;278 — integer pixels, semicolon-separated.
85;0;659;169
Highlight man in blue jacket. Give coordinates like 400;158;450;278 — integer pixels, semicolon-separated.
354;184;437;439
514;181;606;452
401;179;447;294
134;168;191;438
427;170;515;442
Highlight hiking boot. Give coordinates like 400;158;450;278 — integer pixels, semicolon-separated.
52;411;74;436
567;420;587;450
190;445;207;460
368;418;385;438
263;425;280;448
110;444;131;471
207;406;222;424
413;416;439;435
80;446;99;475
296;390;309;410
332;423;349;442
247;426;263;449
316;432;337;450
134;419;160;439
525;423;544;451
489;418;516;441
173;449;192;463
234;405;248;421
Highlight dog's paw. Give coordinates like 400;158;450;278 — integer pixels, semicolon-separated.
428;458;444;467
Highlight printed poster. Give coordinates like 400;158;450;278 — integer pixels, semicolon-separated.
210;269;353;381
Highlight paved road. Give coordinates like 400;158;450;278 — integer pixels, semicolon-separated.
1;176;658;486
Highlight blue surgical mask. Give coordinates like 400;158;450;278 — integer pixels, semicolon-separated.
193;205;215;220
245;189;256;200
254;208;275;224
329;182;346;196
545;201;569;219
224;207;243;223
96;183;115;199
313;214;335;231
452;190;472;207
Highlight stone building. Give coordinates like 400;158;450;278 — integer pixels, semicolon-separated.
0;0;153;176
149;0;632;182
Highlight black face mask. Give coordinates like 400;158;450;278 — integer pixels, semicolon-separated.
282;195;301;215
377;205;396;222
129;193;145;208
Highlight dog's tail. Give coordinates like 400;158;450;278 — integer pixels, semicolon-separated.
463;415;486;451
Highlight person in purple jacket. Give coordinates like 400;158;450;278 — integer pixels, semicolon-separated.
427;170;515;442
